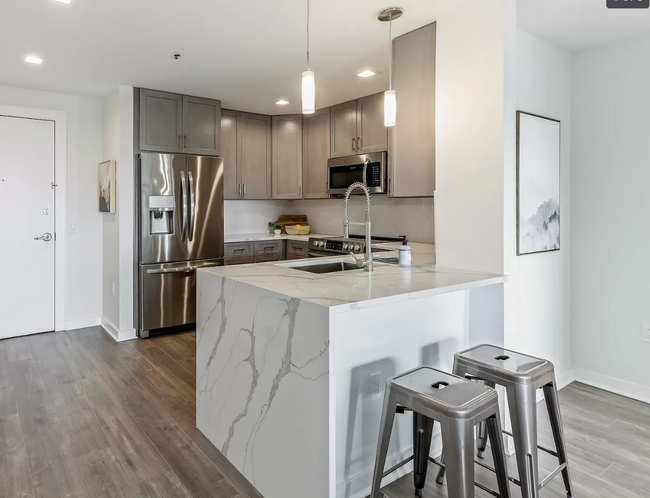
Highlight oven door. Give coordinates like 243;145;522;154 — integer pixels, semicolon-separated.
327;152;387;195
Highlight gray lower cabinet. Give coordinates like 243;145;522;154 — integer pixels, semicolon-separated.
302;108;331;199
224;240;286;265
286;240;308;259
139;89;183;153
389;22;436;197
182;95;221;156
272;115;303;200
241;113;272;199
138;88;221;156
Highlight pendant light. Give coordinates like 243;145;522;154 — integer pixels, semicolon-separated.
302;0;315;114
378;7;403;127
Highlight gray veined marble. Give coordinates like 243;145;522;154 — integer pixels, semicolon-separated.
196;271;330;496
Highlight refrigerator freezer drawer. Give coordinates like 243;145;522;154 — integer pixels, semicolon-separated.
140;259;223;333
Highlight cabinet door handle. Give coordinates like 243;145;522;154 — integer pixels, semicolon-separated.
237;183;241;197
299;184;302;197
178;135;182;148
357;136;362;150
243;183;246;197
352;137;356;151
184;135;187;148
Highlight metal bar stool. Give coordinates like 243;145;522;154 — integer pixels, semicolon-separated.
370;366;511;498
436;345;575;498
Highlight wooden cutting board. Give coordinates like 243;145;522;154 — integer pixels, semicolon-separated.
269;215;308;233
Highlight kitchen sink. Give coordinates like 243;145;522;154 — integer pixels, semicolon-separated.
291;261;360;274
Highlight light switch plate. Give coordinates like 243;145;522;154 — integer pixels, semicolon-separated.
642;321;650;344
369;372;384;402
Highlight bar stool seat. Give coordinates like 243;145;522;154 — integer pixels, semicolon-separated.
436;345;575;498
370;366;511;498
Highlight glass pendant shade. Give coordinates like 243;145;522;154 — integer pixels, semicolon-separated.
302;70;315;114
384;89;396;127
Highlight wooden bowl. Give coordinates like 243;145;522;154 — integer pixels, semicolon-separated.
285;225;311;235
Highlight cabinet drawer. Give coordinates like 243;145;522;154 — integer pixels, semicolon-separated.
254;254;281;263
286;240;308;257
225;242;253;258
254;240;283;257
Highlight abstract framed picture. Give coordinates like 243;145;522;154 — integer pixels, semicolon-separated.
516;111;561;255
98;160;116;213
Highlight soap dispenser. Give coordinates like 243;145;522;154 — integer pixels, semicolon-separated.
398;239;412;267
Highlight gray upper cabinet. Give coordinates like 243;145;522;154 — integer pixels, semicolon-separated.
330;100;358;158
357;93;388;154
302;108;331;199
241;113;272;199
139;89;183;153
389;22;436;197
272;115;303;200
221;110;241;200
182;95;221;156
138;89;221;156
330;95;387;158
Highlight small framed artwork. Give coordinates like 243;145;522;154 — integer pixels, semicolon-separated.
516;111;561;255
98;160;116;213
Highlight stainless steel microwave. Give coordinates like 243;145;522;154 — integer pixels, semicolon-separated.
327;152;388;195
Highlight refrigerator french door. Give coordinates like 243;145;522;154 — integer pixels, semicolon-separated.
138;153;224;337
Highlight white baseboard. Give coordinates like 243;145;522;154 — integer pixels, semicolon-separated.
101;318;137;343
573;367;650;405
64;316;101;330
535;367;575;402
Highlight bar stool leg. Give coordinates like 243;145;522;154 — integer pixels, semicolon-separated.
371;391;399;498
486;413;512;498
440;419;475;498
413;412;435;497
542;382;575;498
475;380;496;458
507;384;540;498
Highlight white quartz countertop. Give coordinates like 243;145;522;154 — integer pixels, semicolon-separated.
201;255;504;310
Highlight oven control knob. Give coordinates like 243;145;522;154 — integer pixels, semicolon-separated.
343;243;348;250
354;244;361;251
319;241;325;248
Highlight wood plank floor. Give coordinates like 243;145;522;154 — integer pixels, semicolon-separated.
0;327;649;498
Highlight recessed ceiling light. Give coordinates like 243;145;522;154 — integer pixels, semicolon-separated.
357;70;376;78
25;56;43;65
276;100;290;105
53;0;72;3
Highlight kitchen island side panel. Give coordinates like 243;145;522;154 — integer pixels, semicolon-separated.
330;290;469;498
196;271;330;498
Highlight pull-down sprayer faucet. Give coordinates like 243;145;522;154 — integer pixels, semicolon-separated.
343;182;373;272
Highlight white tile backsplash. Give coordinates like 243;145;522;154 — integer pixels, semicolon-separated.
224;197;434;243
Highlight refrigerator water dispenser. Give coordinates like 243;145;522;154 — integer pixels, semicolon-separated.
149;195;174;235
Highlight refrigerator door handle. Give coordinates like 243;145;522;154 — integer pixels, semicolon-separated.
188;170;196;242
180;170;188;241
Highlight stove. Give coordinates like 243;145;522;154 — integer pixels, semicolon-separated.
307;235;406;258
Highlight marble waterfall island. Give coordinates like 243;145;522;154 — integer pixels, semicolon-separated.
196;259;506;498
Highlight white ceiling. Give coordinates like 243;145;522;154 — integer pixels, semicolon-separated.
1;0;443;115
518;0;650;52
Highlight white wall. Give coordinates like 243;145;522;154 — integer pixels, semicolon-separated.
0;85;103;329
571;32;650;401
101;86;135;340
102;91;120;327
434;0;515;275
224;198;435;243
505;31;573;380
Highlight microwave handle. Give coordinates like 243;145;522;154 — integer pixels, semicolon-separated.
362;157;370;186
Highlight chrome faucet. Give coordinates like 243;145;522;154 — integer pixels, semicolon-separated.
343;182;373;272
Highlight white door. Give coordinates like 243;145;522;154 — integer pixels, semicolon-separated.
0;116;55;339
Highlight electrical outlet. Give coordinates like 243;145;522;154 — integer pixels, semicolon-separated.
369;372;383;402
643;321;650;344
111;282;116;297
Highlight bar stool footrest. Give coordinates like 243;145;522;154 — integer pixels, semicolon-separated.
427;457;505;498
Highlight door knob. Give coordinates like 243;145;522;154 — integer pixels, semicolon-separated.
34;232;53;242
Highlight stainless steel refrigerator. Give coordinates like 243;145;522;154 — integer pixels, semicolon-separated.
137;153;224;337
